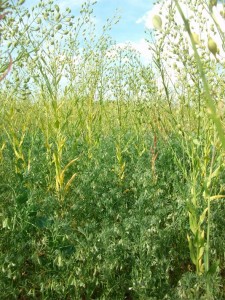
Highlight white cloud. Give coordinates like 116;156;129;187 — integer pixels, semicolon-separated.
57;0;84;8
106;39;152;63
56;0;95;11
136;4;158;29
130;39;152;62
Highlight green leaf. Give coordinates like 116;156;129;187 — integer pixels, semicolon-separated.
187;235;197;265
2;218;9;229
61;245;75;256
198;208;208;226
54;120;60;129
206;166;220;188
210;194;225;201
193;138;200;146
198;246;204;260
51;100;57;111
35;216;51;229
187;201;196;216
193;230;205;248
57;255;63;267
189;212;198;235
16;191;29;205
207;260;219;276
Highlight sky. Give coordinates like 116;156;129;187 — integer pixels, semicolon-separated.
90;0;154;44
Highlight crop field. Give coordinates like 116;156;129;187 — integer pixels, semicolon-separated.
0;0;225;299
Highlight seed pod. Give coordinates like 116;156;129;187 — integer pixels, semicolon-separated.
33;26;40;31
55;4;60;12
173;63;177;69
220;10;225;19
191;32;200;45
18;0;25;5
208;37;218;56
56;24;62;30
152;15;162;30
209;0;217;7
36;17;41;24
55;13;61;21
32;55;38;61
43;13;48;20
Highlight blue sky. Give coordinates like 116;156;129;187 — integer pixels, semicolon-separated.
93;0;154;43
24;0;154;44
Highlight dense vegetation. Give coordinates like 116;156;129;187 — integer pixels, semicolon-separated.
0;0;225;299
